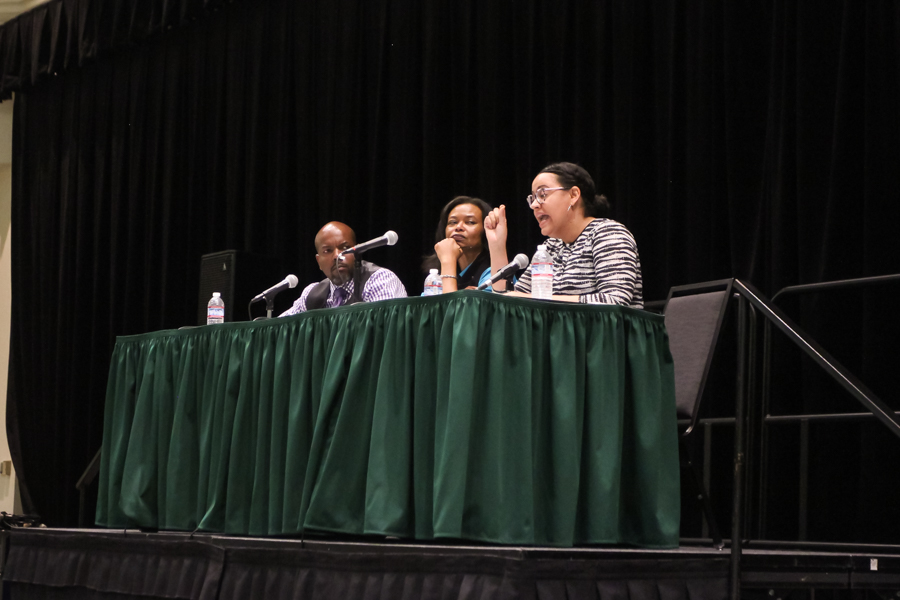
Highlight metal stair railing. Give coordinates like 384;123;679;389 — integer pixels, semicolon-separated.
756;274;900;541
670;278;900;600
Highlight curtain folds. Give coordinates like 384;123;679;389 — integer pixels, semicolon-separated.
97;293;680;548
0;0;234;99
2;0;900;543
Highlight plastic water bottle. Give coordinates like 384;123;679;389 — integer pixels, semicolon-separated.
423;268;443;296
207;292;225;324
531;245;553;299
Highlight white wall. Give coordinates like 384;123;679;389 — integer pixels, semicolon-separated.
0;95;22;514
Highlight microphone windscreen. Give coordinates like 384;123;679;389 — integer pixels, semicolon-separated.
513;254;529;269
385;231;399;246
286;274;299;288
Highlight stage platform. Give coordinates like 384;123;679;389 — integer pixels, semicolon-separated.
2;529;900;600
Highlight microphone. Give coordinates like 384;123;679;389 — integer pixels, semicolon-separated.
250;274;299;303
339;231;399;256
477;254;529;290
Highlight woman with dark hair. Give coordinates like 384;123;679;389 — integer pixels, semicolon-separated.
485;162;643;307
422;196;506;292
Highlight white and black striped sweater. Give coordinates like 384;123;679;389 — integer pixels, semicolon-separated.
514;218;644;308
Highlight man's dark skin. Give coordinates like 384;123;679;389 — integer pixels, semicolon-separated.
314;222;357;286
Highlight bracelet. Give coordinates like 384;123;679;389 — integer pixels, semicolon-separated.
440;274;456;279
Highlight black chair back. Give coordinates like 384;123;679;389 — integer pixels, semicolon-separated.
664;280;733;434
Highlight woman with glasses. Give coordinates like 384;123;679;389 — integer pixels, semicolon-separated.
422;195;509;293
484;162;643;307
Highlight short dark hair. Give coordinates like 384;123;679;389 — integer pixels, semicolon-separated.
422;196;492;273
539;162;610;218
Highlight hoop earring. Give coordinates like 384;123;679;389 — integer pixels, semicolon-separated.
567;204;573;212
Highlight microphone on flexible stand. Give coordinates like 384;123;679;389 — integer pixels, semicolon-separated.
250;274;299;319
477;254;529;290
339;231;399;256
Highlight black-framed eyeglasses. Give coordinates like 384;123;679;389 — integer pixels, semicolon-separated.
526;187;569;208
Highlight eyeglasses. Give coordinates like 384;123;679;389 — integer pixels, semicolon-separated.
526;187;569;208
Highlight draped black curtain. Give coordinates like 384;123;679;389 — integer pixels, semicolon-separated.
2;0;899;541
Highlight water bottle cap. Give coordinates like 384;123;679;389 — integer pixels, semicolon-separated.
537;245;547;251
213;292;221;297
429;269;438;275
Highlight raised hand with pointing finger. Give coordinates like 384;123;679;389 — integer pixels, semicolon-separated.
484;204;513;291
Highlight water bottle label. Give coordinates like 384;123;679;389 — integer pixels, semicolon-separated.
533;261;552;275
208;307;224;318
531;256;553;298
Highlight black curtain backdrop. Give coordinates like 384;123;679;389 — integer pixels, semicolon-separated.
1;0;899;542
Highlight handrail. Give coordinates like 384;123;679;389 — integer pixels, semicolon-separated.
681;410;900;427
733;279;900;437
765;411;900;424
757;274;900;541
668;278;897;599
771;273;900;304
683;273;900;590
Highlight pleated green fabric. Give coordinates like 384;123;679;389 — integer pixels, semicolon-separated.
96;291;680;547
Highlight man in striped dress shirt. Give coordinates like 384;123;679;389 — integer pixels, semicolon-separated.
280;221;407;316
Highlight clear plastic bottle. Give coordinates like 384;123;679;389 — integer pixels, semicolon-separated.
423;268;443;296
207;292;225;324
530;245;554;299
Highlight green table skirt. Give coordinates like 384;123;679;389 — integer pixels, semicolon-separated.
96;291;680;547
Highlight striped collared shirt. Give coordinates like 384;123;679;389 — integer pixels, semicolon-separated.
279;268;408;316
514;218;643;308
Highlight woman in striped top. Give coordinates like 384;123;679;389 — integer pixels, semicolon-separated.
484;162;643;308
